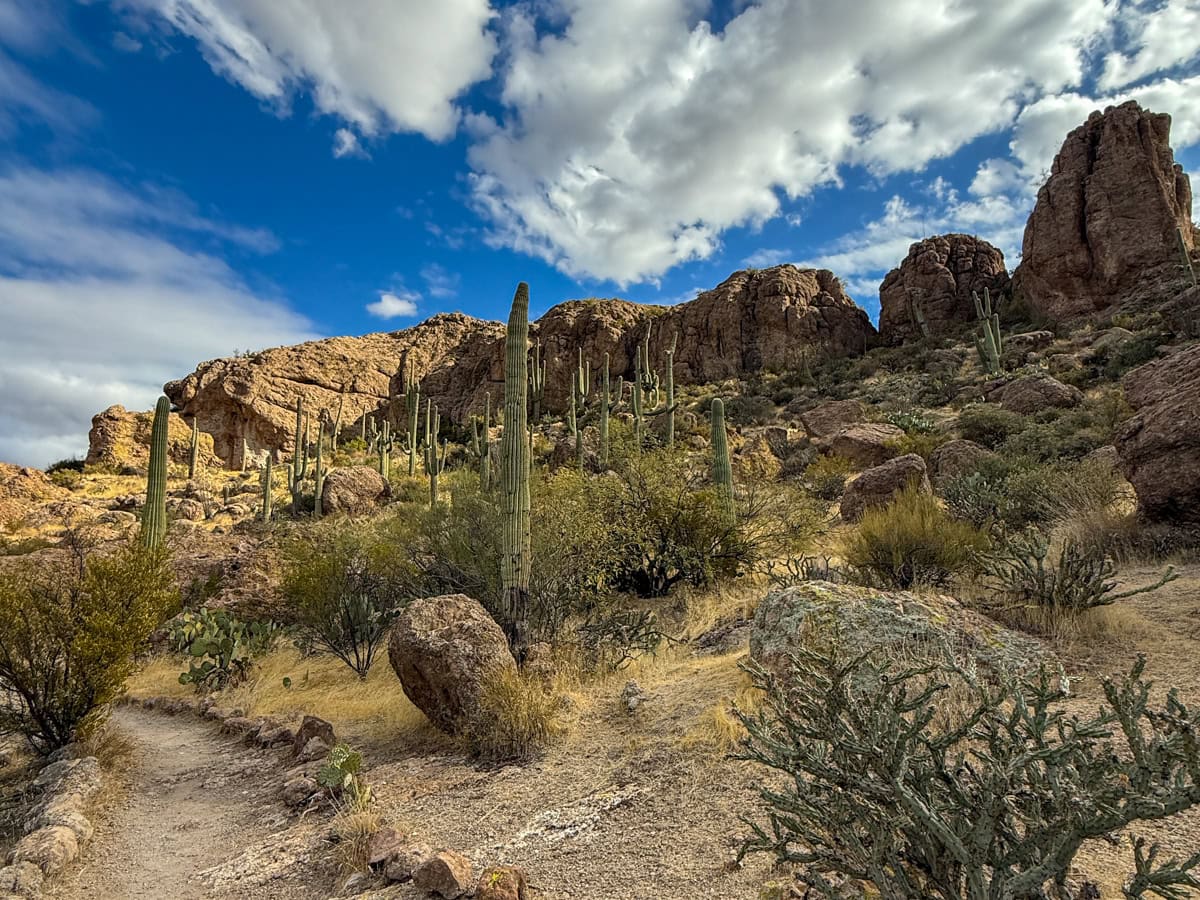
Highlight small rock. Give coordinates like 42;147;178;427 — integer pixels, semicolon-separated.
281;776;319;809
297;736;332;763
366;827;407;868
621;680;647;714
383;842;435;883
25;795;93;843
175;498;207;521
10;826;80;874
292;715;336;757
222;716;260;735
412;850;473;899
0;862;44;897
475;865;529;900
256;725;296;748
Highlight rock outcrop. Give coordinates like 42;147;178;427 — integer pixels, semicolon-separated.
0;463;64;527
840;453;931;522
387;594;516;734
162;265;876;468
827;423;905;468
86;405;219;471
1114;344;1200;524
319;466;391;517
878;234;1011;343
1016;101;1194;322
987;373;1082;415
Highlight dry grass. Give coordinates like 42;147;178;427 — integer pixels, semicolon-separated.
125;655;196;700
330;802;383;873
465;666;566;761
679;665;762;756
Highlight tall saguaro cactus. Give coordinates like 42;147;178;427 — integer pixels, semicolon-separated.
501;283;533;657
600;353;612;469
261;453;274;523
972;287;1003;375
404;366;421;476
711;398;735;527
471;392;493;491
313;424;326;519
141;396;170;549
292;398;305;484
423;398;447;506
188;417;200;480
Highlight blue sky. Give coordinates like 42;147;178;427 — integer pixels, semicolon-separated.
0;0;1198;466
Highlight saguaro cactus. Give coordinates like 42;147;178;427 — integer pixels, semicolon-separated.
530;339;546;424
423;398;448;506
471;392;493;491
188;417;200;480
501;283;532;657
664;332;677;447
261;453;273;523
292;398;305;484
972;287;1002;375
600;353;612;469
404;367;421;476
141;396;170;549
313;424;326;519
711;398;735;527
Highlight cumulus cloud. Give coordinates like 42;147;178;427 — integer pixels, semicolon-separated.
366;290;419;319
119;0;497;141
420;263;460;299
1100;0;1200;90
0;167;315;467
332;127;367;159
467;0;1117;283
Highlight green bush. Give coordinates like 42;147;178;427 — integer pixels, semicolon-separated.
172;609;280;690
724;395;777;427
941;471;1013;531
281;524;417;678
737;647;1200;899
0;538;178;753
884;408;937;434
841;484;988;589
802;454;852;501
956;403;1023;449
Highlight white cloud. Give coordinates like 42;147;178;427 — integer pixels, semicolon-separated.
119;0;497;142
420;263;460;298
0;167;315;467
366;290;419;319
468;0;1117;284
1100;0;1200;90
332;127;367;159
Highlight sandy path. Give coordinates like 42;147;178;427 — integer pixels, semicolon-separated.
46;705;330;900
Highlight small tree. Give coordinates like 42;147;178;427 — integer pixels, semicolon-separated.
0;536;178;753
736;647;1200;899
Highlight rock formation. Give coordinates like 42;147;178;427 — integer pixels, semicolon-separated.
1114;344;1200;525
878;234;1011;343
162;265;876;468
86;404;219;470
1016;101;1194;322
840;454;931;522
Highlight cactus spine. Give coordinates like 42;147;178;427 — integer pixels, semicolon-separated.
188;417;199;479
261;453;273;523
710;398;735;527
1179;227;1197;287
141;396;170;549
501;283;532;657
972;287;1002;375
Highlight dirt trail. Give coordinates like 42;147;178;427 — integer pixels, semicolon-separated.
46;705;330;900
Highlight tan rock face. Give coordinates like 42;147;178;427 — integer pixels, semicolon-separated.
163;266;875;467
878;234;1010;343
1016;101;1194;322
387;594;516;735
0;463;65;527
86;404;219;471
1114;344;1200;524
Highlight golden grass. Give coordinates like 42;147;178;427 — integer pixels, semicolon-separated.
125;655;195;700
679;666;763;756
330;803;382;873
465;666;566;761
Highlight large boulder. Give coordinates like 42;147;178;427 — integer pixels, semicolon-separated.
1016;101;1194;322
878;234;1011;343
840;453;931;522
800;399;865;443
1114;344;1200;524
750;581;1046;679
929;439;997;486
827;423;905;468
987;374;1082;415
387;594;516;734
86;404;219;470
319;466;391;516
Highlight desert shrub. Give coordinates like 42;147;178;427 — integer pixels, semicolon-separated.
1002;457;1125;530
172;609;280;690
981;530;1178;624
280;525;416;678
318;743;371;809
0;537;178;753
46;457;84;474
48;468;83;490
465;667;563;761
575;606;666;670
725;394;777;426
802;454;852;501
762;555;846;588
841;484;989;589
737;647;1200;900
941;471;1013;531
956;403;1022;449
886;430;950;461
884;408;937;434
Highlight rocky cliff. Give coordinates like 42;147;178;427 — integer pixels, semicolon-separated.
878;234;1010;343
159;265;875;468
1015;101;1194;322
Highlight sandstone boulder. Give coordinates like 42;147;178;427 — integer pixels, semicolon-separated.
319;466;390;517
750;581;1046;680
827;423;905;468
988;374;1082;415
0;862;43;897
86;404;218;471
840;454;931;522
387;594;516;734
476;865;530;900
383;842;435;883
929;439;998;486
1016;101;1194;322
412;849;474;899
801;399;865;443
878;234;1010;343
1115;344;1200;524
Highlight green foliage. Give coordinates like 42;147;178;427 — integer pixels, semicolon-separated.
884;408;937;434
723;394;776;426
956;403;1022;449
942;471;1012;531
981;530;1178;619
737;648;1200;900
973;286;1003;374
49;468;83;490
46;458;84;474
0;537;178;753
576;606;666;671
318;743;371;809
280;524;414;678
841;484;989;589
802;454;852;501
172;609;280;690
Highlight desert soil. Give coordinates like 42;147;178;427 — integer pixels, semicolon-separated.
45;705;333;900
